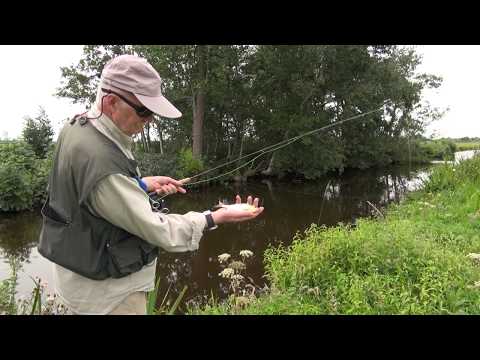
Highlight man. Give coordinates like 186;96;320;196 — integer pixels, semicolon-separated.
38;54;264;315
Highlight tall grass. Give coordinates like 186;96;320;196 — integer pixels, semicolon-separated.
195;154;480;314
146;276;188;315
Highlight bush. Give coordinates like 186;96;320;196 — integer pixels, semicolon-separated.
0;141;52;212
134;152;179;177
418;139;457;161
31;148;54;206
454;142;480;152
22;107;54;159
175;148;204;179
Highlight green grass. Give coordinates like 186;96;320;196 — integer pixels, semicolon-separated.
192;154;480;314
455;142;480;152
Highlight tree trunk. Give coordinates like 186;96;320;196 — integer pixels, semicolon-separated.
192;90;205;159
140;129;148;152
192;45;207;160
145;122;152;152
157;123;164;155
227;138;232;160
238;118;246;158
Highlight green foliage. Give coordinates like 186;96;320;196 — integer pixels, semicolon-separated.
418;139;457;161
32;148;54;206
0;271;69;315
0;141;53;212
22;107;54;159
57;45;445;179
134;151;179;177
56;45;134;105
0;141;36;211
423;153;480;193
455;142;480;151
135;149;205;181
194;155;480;314
175;148;204;179
0;257;20;315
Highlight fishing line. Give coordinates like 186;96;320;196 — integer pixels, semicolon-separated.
152;101;390;201
188;102;389;186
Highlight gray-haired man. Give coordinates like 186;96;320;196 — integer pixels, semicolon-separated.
38;55;264;315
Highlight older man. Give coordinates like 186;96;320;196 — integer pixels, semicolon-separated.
38;54;264;315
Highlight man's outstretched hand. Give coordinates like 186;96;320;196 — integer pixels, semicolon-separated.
211;195;264;225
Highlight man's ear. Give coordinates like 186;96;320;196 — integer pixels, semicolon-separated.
103;94;117;113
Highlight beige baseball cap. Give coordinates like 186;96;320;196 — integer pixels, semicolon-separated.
100;54;181;118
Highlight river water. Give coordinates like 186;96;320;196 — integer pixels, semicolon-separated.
1;160;441;311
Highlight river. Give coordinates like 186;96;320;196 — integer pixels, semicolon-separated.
0;154;474;311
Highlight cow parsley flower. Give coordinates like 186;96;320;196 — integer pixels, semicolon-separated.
219;268;235;279
218;253;231;264
239;250;253;259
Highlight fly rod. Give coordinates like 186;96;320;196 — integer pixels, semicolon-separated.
150;100;390;201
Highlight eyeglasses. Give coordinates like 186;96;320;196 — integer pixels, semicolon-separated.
101;88;153;118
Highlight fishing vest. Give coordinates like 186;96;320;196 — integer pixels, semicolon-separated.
37;115;158;280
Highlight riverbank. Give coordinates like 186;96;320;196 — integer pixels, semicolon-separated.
192;154;480;314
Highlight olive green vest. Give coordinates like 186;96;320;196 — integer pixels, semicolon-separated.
38;115;158;280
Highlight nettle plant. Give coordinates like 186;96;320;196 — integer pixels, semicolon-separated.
217;250;266;309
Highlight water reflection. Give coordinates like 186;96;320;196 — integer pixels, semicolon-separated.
156;163;431;311
0;163;432;311
0;211;41;262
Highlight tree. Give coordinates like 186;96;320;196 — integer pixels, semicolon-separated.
56;45;134;105
54;45;444;180
22;107;54;159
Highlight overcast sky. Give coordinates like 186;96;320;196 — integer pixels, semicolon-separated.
0;45;478;140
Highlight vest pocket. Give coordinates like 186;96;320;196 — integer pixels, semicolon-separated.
106;233;158;278
41;198;70;226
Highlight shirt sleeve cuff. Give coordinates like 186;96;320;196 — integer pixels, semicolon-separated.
185;211;208;251
134;177;148;193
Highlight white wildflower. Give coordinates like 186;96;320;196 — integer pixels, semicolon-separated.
239;250;254;259
231;274;244;281
219;268;235;279
46;294;55;303
307;287;320;296
467;253;480;264
217;253;231;264
229;260;246;271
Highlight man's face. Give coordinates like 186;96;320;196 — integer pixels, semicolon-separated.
107;90;154;136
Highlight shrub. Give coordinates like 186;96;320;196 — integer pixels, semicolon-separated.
0;141;52;212
175;148;204;179
134;152;179;177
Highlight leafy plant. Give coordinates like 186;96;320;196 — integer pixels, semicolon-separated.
175;148;204;179
0;141;53;212
22;107;54;159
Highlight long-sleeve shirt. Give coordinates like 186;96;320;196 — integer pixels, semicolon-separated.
51;110;207;314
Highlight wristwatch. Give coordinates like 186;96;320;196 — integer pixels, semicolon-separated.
203;210;218;231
